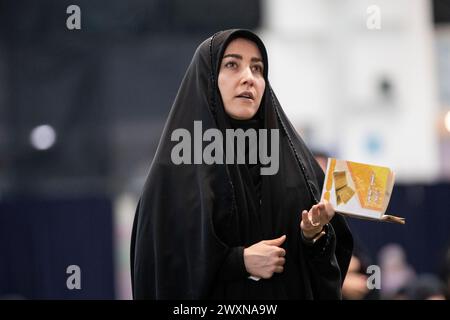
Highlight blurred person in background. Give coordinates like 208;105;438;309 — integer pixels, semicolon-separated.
402;274;446;300
342;255;369;300
378;243;416;299
131;29;353;299
341;243;380;300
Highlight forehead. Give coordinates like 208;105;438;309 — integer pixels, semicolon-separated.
223;38;262;59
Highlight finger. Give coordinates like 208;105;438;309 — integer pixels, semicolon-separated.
311;205;320;217
274;266;284;273
311;207;321;227
301;210;308;222
301;211;310;228
276;257;286;266
308;207;315;222
316;201;331;223
323;199;332;209
317;202;325;211
263;234;286;246
277;248;286;257
323;200;335;218
318;202;328;215
302;216;312;230
307;209;318;229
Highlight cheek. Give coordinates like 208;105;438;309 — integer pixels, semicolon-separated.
218;74;230;100
257;80;266;100
218;74;224;95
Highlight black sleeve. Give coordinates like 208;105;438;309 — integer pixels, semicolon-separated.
215;246;250;282
301;223;343;299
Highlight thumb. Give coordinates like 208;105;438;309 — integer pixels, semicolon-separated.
263;234;286;246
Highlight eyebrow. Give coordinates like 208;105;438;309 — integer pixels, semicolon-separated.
223;54;263;63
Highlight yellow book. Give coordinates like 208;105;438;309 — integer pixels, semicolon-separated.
321;158;405;224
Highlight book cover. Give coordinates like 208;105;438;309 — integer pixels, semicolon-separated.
321;158;405;224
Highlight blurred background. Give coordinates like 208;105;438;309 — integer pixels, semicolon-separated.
0;0;449;299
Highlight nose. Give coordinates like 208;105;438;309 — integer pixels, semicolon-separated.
240;66;255;87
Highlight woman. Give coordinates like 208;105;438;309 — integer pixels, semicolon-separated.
130;29;353;299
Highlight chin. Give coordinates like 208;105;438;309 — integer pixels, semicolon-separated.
232;107;258;120
232;113;256;120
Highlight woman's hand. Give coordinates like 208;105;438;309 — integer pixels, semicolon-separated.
243;235;286;279
300;200;335;239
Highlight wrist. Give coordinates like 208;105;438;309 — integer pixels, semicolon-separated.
243;247;252;275
301;224;328;245
302;225;324;240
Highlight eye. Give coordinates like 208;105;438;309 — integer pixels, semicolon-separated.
251;64;263;74
224;61;238;69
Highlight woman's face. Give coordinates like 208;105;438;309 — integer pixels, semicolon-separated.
218;38;266;120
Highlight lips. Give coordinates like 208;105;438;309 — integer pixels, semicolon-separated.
236;91;254;100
